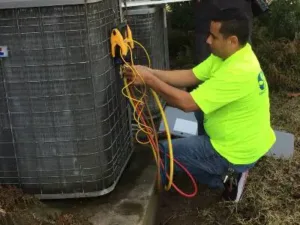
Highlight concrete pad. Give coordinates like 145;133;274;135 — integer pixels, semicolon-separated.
30;145;159;225
266;130;295;159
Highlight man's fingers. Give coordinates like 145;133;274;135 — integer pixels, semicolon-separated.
122;66;147;86
124;70;134;78
123;66;135;75
123;67;130;74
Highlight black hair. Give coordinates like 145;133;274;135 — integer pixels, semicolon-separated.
211;8;250;46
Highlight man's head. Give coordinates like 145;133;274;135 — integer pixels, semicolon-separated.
206;8;250;59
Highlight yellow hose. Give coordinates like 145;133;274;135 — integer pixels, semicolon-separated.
119;40;174;191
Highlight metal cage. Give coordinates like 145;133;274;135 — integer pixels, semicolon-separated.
0;0;133;199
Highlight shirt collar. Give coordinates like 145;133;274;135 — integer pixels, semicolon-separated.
224;43;252;63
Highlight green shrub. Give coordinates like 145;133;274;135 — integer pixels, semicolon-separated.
256;0;300;41
253;38;300;91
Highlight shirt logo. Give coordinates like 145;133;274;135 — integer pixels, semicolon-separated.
258;71;266;94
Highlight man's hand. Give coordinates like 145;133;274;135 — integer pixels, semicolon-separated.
122;64;200;112
122;65;153;85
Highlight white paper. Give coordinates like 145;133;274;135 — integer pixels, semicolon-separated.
173;118;198;135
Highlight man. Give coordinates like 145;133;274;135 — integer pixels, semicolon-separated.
123;8;276;202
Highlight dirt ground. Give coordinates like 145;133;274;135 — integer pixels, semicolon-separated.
157;91;300;225
0;185;92;225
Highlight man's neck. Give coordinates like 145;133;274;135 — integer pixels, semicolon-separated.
224;44;246;60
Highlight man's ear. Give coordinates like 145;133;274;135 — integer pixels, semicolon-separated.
228;36;239;46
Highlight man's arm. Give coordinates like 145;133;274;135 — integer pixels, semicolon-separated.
150;68;201;88
146;74;200;112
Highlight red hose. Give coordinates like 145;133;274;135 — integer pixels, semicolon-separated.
129;87;198;198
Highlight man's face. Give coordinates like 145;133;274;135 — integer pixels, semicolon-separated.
206;21;231;59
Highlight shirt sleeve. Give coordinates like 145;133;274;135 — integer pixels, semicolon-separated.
190;71;252;114
192;54;214;81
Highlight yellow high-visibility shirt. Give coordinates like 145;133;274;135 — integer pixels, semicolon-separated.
190;43;276;164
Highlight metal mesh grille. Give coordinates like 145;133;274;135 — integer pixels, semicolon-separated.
126;6;169;120
0;0;133;199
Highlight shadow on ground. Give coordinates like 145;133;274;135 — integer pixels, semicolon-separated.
156;174;222;225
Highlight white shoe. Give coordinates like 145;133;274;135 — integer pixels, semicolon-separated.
222;170;249;202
